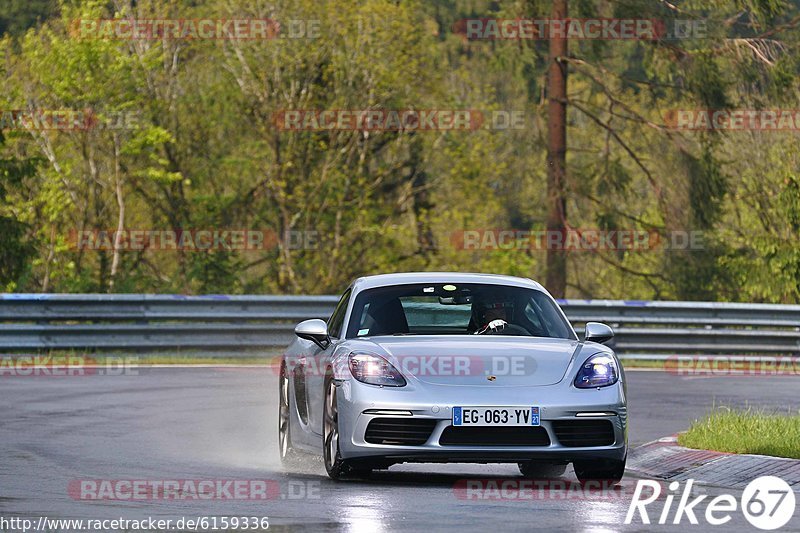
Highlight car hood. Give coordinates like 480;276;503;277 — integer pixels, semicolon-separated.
352;336;582;387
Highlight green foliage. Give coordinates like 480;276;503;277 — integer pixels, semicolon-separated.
0;133;42;290
679;407;800;459
0;0;57;38
0;0;799;301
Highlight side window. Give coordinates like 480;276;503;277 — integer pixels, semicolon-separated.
528;292;574;339
327;288;352;339
523;301;546;331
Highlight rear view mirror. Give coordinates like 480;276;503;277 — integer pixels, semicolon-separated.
584;322;614;344
439;295;472;305
294;319;330;349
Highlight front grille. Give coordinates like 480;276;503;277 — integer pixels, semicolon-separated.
552;420;615;447
439;426;550;446
365;418;437;445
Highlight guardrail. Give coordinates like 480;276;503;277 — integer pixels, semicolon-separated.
1;294;798;358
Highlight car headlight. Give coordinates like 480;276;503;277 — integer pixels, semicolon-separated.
574;354;619;388
349;352;406;387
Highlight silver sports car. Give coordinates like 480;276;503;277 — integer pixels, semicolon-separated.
278;272;627;482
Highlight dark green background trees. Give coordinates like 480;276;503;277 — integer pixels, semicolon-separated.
1;0;799;301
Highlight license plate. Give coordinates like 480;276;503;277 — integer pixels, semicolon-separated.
452;407;540;427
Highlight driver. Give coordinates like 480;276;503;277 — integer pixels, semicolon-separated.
482;302;509;324
470;296;515;334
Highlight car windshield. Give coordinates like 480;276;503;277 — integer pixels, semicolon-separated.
345;283;575;339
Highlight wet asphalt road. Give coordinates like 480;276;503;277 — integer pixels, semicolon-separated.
1;367;800;532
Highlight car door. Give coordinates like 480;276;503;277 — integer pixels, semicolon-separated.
305;287;351;436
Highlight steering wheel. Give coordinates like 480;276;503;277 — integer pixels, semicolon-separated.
475;320;531;336
492;323;531;336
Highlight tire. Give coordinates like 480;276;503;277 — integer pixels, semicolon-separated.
573;455;626;485
517;461;567;479
278;362;305;469
323;376;371;479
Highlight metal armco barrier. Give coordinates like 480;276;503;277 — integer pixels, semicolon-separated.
0;294;799;358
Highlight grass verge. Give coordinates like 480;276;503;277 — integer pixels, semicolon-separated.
619;358;666;369
0;352;281;366
678;408;800;459
135;356;278;365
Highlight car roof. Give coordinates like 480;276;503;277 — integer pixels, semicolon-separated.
351;272;547;293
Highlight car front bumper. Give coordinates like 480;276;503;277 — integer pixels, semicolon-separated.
334;378;628;464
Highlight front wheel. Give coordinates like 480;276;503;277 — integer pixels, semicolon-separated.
323;377;370;479
278;363;304;469
573;455;626;484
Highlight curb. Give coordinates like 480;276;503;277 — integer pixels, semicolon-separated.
628;435;800;489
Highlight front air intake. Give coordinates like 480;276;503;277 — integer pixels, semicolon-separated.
365;418;437;445
439;426;551;446
552;419;615;447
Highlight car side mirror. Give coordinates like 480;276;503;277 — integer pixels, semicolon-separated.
584;322;614;344
295;319;330;349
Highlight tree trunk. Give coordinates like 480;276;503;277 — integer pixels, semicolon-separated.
545;0;568;298
109;133;125;292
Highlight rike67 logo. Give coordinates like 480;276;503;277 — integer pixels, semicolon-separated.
626;476;796;530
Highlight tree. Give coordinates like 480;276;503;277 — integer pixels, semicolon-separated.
545;0;568;298
1;0;800;302
0;131;41;290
